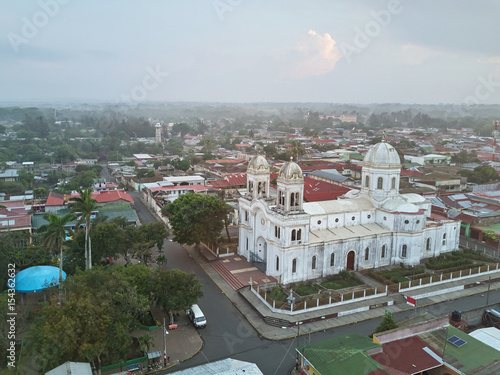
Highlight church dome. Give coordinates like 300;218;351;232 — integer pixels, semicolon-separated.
363;142;401;169
278;158;303;180
247;155;269;171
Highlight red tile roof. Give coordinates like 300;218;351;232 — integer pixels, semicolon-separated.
91;190;134;204
371;336;442;374
304;177;351;202
225;174;247;186
207;180;231;189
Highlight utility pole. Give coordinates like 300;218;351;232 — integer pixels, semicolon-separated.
163;318;168;367
486;276;491;306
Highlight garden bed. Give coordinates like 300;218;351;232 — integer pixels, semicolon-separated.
374;265;425;283
320;277;362;290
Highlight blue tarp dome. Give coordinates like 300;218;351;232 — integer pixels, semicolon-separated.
8;265;67;293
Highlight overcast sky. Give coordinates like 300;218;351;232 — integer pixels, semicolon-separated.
1;0;500;104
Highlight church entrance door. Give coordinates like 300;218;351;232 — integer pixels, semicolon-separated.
346;251;355;271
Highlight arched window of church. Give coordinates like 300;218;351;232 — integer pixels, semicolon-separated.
365;247;369;261
295;192;300;206
292;258;297;273
291;229;296;241
381;245;386;258
312;255;317;270
391;177;396;189
365;175;370;188
276;256;279;271
248;181;253;192
297;229;302;241
377;177;383;189
402;244;407;258
290;193;295;208
330;253;335;266
246;237;248;250
426;238;431;250
245;210;248;222
442;233;446;245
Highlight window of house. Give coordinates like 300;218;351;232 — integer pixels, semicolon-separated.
381;245;386;258
365;175;370;187
330;253;335;267
377;177;383;189
365;247;369;261
426;238;431;251
391;177;396;189
292;258;297;273
312;256;317;270
402;244;407;258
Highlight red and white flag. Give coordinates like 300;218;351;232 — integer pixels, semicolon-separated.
406;295;416;307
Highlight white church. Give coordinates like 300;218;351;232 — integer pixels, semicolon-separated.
238;141;460;285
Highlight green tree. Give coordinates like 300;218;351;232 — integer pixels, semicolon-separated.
162;193;228;246
460;165;500;184
172;123;192;138
27;267;149;375
290;140;305;161
372;312;398;336
174;158;191;171
122;222;168;263
153;269;202;312
39;212;76;304
69;189;98;270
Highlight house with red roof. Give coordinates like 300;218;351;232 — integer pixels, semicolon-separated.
45;190;134;213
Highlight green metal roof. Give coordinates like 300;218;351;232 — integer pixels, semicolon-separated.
32;208;138;230
297;334;389;375
443;326;500;374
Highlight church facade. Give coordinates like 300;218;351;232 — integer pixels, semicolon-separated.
238;142;460;285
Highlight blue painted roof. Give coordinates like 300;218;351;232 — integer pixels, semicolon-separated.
9;265;67;293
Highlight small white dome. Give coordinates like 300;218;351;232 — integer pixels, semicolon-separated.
397;203;419;213
247;155;269;171
363;142;401;169
278;158;303;180
402;193;426;203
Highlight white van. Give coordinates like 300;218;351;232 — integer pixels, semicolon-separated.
187;304;206;328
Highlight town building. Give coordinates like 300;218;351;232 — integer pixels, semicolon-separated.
238;141;460;284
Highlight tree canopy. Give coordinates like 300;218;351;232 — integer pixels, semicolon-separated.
162;193;228;246
460;165;500;184
27;265;202;374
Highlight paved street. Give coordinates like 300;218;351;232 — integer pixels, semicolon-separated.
126;192;500;374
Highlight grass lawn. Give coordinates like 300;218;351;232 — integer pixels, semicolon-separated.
321;278;362;290
294;284;318;296
267;286;288;301
375;266;425;283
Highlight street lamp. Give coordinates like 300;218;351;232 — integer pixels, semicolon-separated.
163;318;169;367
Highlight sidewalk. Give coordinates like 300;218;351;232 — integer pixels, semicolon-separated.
184;244;500;341
103;307;203;375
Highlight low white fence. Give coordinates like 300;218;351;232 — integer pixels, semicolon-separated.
251;284;388;316
399;263;500;293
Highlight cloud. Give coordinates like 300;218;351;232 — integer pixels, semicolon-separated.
281;30;342;80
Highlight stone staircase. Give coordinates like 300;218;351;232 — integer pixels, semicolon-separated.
211;261;245;290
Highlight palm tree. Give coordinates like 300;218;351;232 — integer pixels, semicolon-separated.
39;212;76;304
69;189;98;270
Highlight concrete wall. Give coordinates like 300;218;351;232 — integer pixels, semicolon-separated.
461;302;500;326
